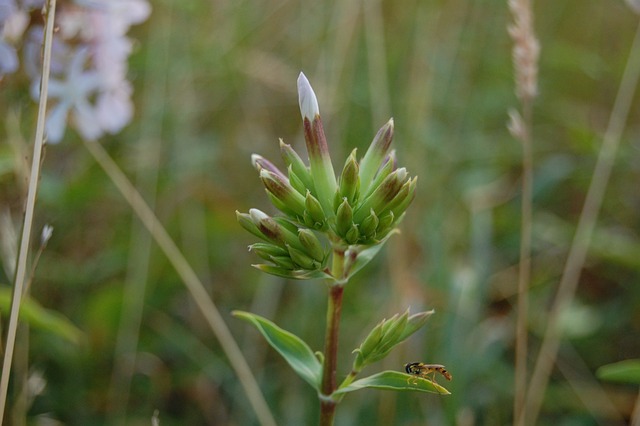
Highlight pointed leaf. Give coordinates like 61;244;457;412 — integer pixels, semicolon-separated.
233;311;322;390
333;371;450;395
252;264;332;280
597;359;640;384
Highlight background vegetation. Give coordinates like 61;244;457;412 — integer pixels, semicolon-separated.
1;0;640;424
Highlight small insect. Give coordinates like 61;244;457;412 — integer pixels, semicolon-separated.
404;362;452;387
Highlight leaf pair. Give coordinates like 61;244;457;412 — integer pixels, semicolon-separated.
233;310;449;397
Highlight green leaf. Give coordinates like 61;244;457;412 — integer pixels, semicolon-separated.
333;371;450;396
0;287;83;345
233;311;322;390
596;359;640;384
252;264;332;280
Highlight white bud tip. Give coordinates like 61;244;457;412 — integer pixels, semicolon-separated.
251;154;262;168
396;168;407;180
41;224;53;245
297;72;320;120
249;208;269;222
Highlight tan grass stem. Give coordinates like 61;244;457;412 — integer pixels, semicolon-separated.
525;18;640;426
81;138;276;426
508;1;539;424
0;0;57;421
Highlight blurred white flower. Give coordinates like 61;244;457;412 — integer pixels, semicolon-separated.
35;48;103;143
0;40;17;75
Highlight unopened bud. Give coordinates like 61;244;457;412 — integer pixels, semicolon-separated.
305;191;326;226
354;168;407;223
359;118;394;194
250;209;284;245
252;154;287;180
287;165;307;195
359;210;379;239
298;72;337;216
280;139;314;191
377;211;395;234
260;169;306;217
335;198;354;237
339;149;360;205
388;176;417;217
287;244;320;270
298;229;325;262
237;211;268;241
345;223;360;244
270;255;297;270
360;152;395;200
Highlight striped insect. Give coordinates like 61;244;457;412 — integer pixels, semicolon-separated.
404;362;452;388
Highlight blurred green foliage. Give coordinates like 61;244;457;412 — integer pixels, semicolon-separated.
1;0;640;424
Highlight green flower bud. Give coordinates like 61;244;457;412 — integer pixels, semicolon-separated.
236;211;268;241
353;168;407;223
389;176;417;217
287;244;320;270
345;223;360;244
335;198;354;237
251;154;287;180
376;211;395;235
304;190;326;226
298;72;337;217
249;208;285;245
270;255;297;270
249;210;305;252
266;192;298;218
359;209;379;239
249;242;289;260
260;169;306;217
280;139;314;192
298;228;325;262
339;149;360;205
360;151;395;200
359;118;394;194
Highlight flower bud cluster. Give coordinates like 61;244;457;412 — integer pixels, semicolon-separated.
237;73;417;278
352;310;433;373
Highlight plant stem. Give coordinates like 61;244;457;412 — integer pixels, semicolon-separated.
320;247;347;426
514;91;534;426
0;0;56;421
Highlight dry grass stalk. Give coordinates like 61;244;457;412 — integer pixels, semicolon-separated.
508;0;540;102
508;1;539;425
